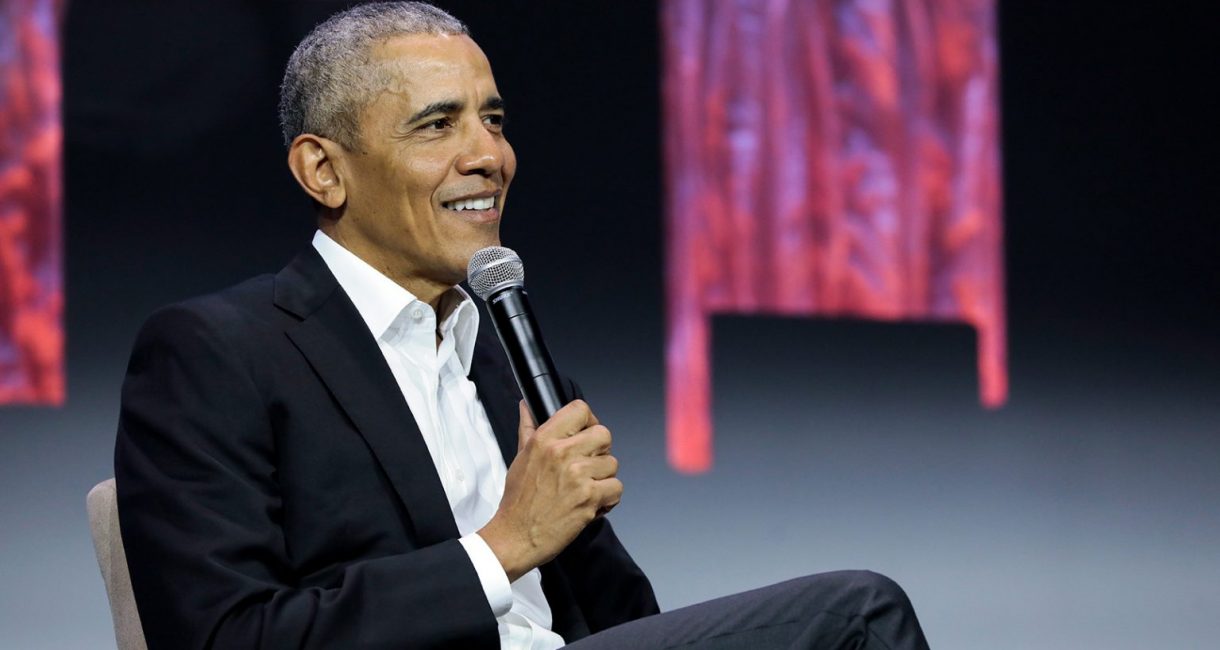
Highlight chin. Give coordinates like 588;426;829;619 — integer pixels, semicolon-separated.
445;244;495;285
465;234;501;258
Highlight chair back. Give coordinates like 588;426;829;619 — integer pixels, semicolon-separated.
87;478;148;650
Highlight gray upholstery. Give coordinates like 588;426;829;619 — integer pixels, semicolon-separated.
87;478;148;650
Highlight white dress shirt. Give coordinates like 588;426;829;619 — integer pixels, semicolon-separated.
313;231;564;650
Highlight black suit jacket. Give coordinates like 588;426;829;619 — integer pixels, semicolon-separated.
114;247;658;649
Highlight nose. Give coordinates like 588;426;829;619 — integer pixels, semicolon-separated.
456;124;504;177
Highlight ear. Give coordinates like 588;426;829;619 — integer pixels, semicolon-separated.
287;134;348;209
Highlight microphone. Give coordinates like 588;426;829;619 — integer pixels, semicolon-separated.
467;246;569;424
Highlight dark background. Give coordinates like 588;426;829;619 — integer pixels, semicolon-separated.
1;1;1217;648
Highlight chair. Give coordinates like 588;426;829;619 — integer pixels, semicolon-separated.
87;478;148;650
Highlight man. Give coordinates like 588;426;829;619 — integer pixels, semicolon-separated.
115;3;930;649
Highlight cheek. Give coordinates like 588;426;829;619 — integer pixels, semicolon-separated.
400;157;452;204
502;141;517;180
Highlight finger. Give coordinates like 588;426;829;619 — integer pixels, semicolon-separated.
593;477;623;512
565;424;612;457
573;454;618;481
517;400;537;450
534;399;594;441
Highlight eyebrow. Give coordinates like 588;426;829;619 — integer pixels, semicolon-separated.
405;96;506;125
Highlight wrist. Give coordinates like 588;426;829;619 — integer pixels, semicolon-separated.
478;520;533;583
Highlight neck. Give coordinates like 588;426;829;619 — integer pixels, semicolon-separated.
404;278;451;314
319;221;453;314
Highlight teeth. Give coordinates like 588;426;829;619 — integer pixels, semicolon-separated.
445;196;496;211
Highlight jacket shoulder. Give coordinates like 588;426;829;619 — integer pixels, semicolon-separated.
127;274;288;374
137;274;278;334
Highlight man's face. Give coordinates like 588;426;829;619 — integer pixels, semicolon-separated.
333;33;515;291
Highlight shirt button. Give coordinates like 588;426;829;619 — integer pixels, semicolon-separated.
411;308;424;322
454;469;466;482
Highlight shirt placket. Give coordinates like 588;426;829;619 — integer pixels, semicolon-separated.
417;308;471;496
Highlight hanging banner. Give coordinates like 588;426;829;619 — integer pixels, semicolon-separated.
663;0;1004;472
0;0;64;406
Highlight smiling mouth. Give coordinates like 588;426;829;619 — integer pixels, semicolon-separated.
441;196;496;211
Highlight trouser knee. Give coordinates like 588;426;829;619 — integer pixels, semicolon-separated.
844;570;914;612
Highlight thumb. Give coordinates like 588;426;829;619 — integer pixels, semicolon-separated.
517;400;537;451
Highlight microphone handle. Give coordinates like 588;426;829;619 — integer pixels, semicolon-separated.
486;286;569;423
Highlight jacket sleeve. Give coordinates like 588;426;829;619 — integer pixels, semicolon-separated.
114;304;499;650
555;378;661;631
556;518;660;632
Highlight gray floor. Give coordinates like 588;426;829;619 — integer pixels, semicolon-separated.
2;316;1218;649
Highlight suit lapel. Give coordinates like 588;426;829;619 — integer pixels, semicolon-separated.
275;247;460;546
273;248;591;636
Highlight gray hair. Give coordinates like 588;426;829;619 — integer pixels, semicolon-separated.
278;2;468;150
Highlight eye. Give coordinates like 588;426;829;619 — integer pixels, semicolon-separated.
424;117;453;131
483;114;506;130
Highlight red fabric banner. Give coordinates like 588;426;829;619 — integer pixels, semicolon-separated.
662;0;1004;472
0;0;64;405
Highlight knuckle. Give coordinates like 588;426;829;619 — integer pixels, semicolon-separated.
577;483;596;504
543;440;565;461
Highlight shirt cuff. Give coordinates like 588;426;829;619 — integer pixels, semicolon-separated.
459;533;514;617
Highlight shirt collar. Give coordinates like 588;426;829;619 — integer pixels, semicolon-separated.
311;230;480;375
441;286;480;375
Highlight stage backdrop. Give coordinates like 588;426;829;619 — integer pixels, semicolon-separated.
0;0;63;406
662;0;1004;472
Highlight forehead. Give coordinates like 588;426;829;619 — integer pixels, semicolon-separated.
367;33;498;102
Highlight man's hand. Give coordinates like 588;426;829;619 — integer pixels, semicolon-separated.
478;399;622;582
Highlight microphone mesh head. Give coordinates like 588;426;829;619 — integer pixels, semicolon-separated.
467;246;525;300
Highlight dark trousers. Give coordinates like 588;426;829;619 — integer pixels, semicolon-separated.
566;571;930;650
